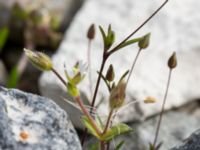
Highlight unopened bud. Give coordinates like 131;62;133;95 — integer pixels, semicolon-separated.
109;81;126;109
87;24;95;40
24;48;53;71
168;52;177;69
106;31;115;50
106;64;115;82
138;33;151;49
144;96;157;104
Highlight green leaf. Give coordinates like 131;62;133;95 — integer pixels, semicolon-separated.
149;143;155;150
0;27;9;52
89;142;99;150
116;37;142;50
82;116;101;139
97;71;111;91
99;26;107;48
7;67;19;88
71;72;85;85
114;141;125;150
106;30;115;50
101;123;132;141
96;114;104;130
107;24;112;36
64;69;72;82
118;70;129;84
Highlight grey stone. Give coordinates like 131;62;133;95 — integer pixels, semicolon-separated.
0;86;82;150
39;0;200;128
85;111;200;150
0;60;7;85
171;129;200;150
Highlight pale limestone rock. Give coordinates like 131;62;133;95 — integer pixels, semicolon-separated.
39;0;200;128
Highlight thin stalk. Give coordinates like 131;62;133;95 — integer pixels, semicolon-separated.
87;40;93;99
91;55;108;108
108;0;169;55
52;68;68;87
153;69;172;147
102;109;114;134
75;96;102;136
100;141;106;150
126;49;141;87
81;55;108;145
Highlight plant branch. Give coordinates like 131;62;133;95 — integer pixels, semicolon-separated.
100;141;106;150
108;0;169;55
91;54;108;108
52;68;68;87
153;69;172;147
102;109;114;134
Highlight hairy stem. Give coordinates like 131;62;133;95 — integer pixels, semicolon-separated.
153;69;172;147
75;96;102;136
91;55;108;108
81;54;108;145
102;109;114;134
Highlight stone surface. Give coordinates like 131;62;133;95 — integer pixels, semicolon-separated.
85;111;200;150
171;129;200;150
0;0;83;31
39;0;200;128
0;86;81;150
0;60;7;85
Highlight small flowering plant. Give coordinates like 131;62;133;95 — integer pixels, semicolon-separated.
24;0;177;149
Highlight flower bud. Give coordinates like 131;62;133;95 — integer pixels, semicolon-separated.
24;48;53;71
138;33;151;49
168;52;177;69
144;96;157;104
106;30;115;50
109;81;126;109
106;64;115;82
67;83;79;97
87;24;95;40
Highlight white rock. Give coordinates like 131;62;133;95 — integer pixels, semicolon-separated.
39;0;200;128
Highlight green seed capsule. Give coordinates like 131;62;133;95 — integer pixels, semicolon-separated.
138;33;151;49
109;81;126;109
